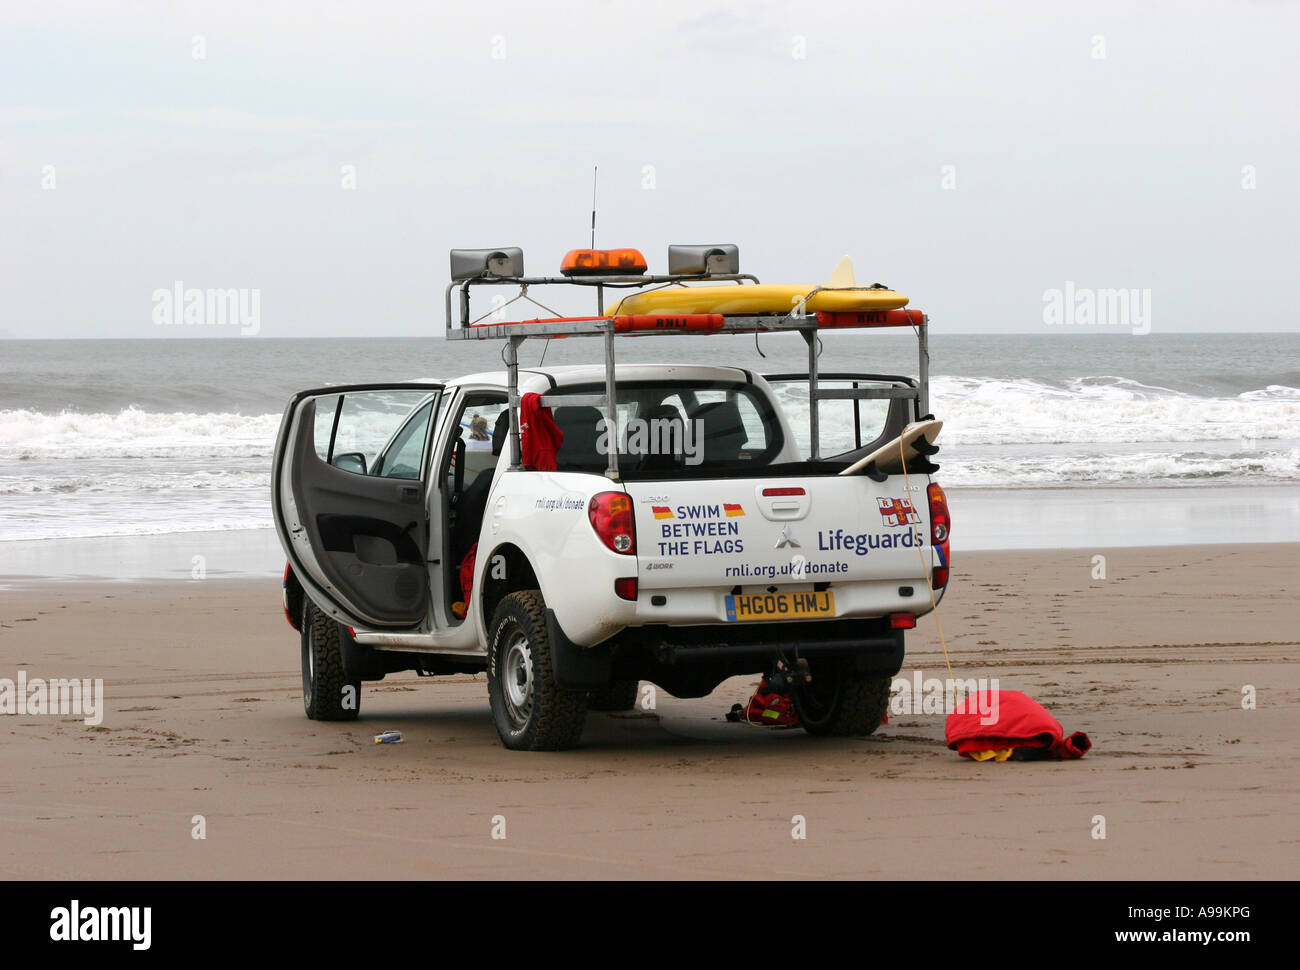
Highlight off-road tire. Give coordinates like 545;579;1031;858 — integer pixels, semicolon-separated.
791;660;890;737
587;680;640;712
487;590;588;750
301;600;361;721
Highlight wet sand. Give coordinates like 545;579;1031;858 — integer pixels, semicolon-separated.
1;543;1296;879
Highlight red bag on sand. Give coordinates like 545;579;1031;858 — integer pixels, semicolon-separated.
725;681;888;728
945;688;1091;761
743;680;799;727
520;393;562;471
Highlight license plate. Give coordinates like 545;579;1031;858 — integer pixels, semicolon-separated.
724;590;835;622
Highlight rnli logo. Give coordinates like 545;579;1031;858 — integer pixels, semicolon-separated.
877;497;920;527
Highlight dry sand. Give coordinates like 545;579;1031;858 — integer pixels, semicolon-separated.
1;543;1296;879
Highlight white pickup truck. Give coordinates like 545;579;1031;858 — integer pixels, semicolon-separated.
273;245;950;750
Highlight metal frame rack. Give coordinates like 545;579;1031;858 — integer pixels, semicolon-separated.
443;252;929;480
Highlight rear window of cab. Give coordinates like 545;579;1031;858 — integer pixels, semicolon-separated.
541;380;785;475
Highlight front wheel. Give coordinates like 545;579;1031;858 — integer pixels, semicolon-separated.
301;600;361;721
790;659;890;737
487;591;588;750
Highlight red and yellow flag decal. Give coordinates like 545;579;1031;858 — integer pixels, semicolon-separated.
652;506;674;519
723;503;745;517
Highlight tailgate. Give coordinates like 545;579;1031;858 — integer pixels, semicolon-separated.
628;476;932;589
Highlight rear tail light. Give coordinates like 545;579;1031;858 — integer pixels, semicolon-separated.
614;577;638;600
889;613;916;629
928;482;951;588
928;483;950;543
589;491;636;555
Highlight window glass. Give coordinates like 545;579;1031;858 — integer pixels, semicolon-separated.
312;395;341;463
685;389;772;458
374;399;435;479
312;389;440;478
444;396;510;492
774;380;893;459
458;400;511;455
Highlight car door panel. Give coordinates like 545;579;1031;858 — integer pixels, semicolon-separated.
273;384;444;629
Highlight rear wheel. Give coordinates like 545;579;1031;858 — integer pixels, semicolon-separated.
301;600;361;721
487;590;588;750
587;680;640;712
791;659;890;736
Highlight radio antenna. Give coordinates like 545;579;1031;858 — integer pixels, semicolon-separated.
590;165;598;248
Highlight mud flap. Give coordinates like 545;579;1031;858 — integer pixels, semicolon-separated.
339;623;388;682
545;609;613;690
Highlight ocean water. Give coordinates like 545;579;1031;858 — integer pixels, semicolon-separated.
1;332;1297;545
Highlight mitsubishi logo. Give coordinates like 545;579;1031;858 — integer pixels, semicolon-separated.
774;525;800;549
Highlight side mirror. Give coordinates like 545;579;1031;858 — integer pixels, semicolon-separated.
332;452;368;475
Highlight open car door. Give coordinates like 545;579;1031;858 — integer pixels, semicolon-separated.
272;383;444;630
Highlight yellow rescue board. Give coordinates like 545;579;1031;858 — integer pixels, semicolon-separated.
606;284;909;317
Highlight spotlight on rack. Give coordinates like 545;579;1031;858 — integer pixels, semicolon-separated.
449;247;525;281
667;244;739;276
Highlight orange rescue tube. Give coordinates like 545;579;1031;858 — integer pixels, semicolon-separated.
815;308;925;328
612;313;725;333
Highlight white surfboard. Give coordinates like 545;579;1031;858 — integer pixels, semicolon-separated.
839;419;943;477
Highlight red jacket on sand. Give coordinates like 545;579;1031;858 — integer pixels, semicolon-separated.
520;393;562;471
945;689;1091;760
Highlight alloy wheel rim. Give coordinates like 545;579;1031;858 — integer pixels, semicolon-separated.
503;634;533;723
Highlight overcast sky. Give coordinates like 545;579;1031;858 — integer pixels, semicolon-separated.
2;0;1297;338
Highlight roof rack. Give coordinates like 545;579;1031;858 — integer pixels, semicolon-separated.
442;247;929;479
